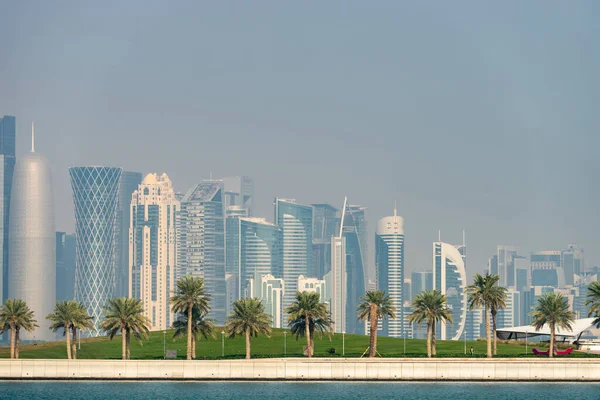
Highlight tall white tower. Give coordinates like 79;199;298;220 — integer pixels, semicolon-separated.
9;123;56;341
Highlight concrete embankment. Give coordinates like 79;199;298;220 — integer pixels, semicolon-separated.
0;358;599;381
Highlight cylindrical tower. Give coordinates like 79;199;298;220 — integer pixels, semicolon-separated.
8;124;56;341
69;166;122;336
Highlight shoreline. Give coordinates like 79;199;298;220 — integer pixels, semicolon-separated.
0;358;599;381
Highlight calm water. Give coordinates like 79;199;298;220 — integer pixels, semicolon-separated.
0;382;599;400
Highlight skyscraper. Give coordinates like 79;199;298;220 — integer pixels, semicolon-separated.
225;216;279;300
223;176;254;216
179;181;226;323
245;272;285;328
70;166;122;335
497;245;520;289
274;198;313;310
115;171;142;298
9;125;55;341
129;173;179;331
341;202;368;335
530;251;561;287
411;271;433;301
0;115;15;303
375;206;404;338
56;232;76;301
433;240;467;340
327;234;347;333
311;203;339;279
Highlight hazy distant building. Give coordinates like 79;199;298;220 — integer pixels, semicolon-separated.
433;240;467;340
497;246;520;289
562;245;584;286
297;275;327;299
115;171;142;298
530;251;561;287
488;254;498;276
70;166;122;335
56;232;76;301
0;115;15;303
411;271;433;301
179;181;226;323
376;207;404;338
9;127;55;341
225;216;279;300
496;289;520;329
274;198;313;310
312;203;339;279
129;173;179;331
246;272;285;328
223;176;253;217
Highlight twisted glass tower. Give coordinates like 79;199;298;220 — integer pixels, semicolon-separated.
70;166;122;335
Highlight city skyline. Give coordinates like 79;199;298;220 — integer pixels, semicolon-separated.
1;2;599;279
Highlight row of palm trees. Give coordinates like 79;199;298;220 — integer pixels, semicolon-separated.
2;275;600;360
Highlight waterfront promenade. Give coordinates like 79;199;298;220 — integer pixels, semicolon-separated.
1;358;599;381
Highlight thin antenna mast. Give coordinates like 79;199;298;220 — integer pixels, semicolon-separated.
31;122;35;152
339;196;347;238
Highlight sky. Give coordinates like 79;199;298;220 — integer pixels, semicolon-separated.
1;1;599;281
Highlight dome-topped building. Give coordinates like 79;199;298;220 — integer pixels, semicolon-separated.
8;123;56;341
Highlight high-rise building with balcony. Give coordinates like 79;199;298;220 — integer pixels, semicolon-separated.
0;115;15;303
8;126;55;341
129;173;179;331
274;198;313;310
70;166;122;335
433;240;467;340
375;206;404;338
115;171;142;298
179;181;226;323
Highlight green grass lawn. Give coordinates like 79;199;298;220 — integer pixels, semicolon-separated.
1;329;596;360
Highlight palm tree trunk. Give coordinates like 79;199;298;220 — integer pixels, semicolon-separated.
549;324;555;359
187;304;193;360
245;328;251;359
65;324;72;360
121;324;127;360
9;324;15;359
15;328;20;359
485;306;492;358
369;304;377;358
71;327;77;360
492;310;498;356
432;321;437;356
426;322;432;358
305;313;312;358
192;338;196;359
126;331;131;360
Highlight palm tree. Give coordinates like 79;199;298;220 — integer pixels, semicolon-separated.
288;314;333;353
172;305;216;359
585;281;600;328
70;302;94;360
466;273;502;358
225;298;272;359
357;290;396;358
100;297;150;360
46;301;78;359
0;299;38;359
408;290;452;358
530;292;575;358
488;286;508;356
170;276;211;360
286;291;331;358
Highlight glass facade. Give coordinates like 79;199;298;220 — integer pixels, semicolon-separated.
433;241;467;341
311;204;339;279
411;271;433;302
343;204;368;335
70;166;122;336
375;212;404;338
115;171;142;298
225;216;279;300
179;181;226;323
274;198;313;310
56;232;76;301
0;116;15;303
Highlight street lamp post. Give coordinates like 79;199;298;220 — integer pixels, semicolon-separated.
221;331;225;357
525;330;528;356
163;330;166;360
342;331;345;356
283;330;287;357
78;330;81;351
403;331;406;355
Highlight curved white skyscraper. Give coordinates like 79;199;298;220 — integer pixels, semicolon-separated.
8;123;56;341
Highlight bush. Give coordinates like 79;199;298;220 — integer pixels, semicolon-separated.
328;348;336;354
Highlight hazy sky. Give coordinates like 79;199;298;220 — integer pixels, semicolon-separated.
1;1;599;280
